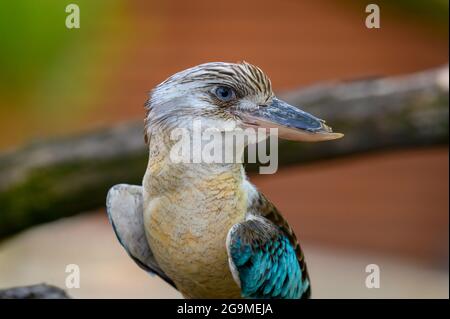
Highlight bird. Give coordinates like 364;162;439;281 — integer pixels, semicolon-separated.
106;61;343;299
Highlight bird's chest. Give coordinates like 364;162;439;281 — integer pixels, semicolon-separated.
143;176;246;298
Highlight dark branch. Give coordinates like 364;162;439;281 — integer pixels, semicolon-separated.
0;283;70;299
0;66;448;239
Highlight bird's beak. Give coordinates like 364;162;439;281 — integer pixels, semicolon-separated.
238;97;343;142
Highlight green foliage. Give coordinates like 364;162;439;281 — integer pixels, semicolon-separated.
0;0;127;107
0;0;129;147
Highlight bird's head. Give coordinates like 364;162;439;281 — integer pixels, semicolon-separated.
145;61;343;143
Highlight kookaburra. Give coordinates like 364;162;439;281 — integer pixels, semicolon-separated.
106;62;343;299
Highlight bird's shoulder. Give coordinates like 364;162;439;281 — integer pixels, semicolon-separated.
243;180;309;274
225;180;311;298
106;184;176;288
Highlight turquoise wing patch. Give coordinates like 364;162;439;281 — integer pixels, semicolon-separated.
227;217;310;299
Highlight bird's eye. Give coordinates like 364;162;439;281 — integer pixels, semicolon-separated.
214;86;235;102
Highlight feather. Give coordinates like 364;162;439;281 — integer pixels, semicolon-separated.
226;181;311;299
106;184;176;288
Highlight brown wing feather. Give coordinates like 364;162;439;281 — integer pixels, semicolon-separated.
248;190;311;298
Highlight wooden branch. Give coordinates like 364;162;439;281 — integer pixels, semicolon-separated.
0;283;70;299
0;66;448;239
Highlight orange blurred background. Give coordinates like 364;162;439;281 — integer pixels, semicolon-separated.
0;0;448;148
0;0;448;298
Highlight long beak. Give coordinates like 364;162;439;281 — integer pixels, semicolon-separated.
238;97;343;142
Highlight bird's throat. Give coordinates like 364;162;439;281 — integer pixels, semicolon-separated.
143;129;246;200
142;130;247;297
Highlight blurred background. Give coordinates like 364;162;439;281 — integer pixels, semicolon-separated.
0;0;448;298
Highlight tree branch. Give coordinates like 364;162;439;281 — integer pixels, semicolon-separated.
0;66;448;238
0;284;70;299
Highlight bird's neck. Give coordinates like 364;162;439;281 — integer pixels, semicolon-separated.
143;128;246;201
142;128;248;298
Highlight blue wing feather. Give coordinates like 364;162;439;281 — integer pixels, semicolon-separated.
227;217;310;299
